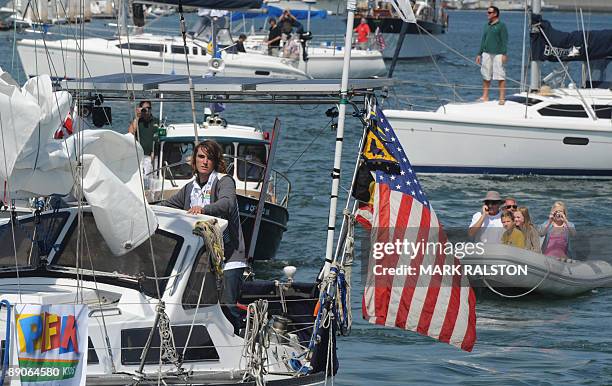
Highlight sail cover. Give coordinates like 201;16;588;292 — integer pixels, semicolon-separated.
139;0;262;9
531;14;612;62
0;69;157;256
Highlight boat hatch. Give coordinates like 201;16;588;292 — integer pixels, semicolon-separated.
50;212;183;298
0;211;70;271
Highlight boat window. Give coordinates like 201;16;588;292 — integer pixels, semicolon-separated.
237;144;266;182
52;212;182;298
0;212;69;270
505;95;542;106
193;46;198;55
162;142;194;180
592;105;612;119
116;43;166;53
538;104;588;118
171;45;187;54
182;247;220;309
121;325;219;364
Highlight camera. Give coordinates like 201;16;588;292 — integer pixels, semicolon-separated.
140;107;150;114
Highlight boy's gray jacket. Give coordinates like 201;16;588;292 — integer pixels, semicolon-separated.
162;175;246;264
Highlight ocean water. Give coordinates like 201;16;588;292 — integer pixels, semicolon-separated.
2;9;612;385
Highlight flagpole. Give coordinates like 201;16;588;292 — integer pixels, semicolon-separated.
322;0;356;277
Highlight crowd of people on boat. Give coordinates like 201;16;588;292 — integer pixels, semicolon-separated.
469;191;576;261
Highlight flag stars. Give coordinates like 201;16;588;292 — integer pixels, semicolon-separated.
390;175;396;181
396;184;401;189
400;170;406;176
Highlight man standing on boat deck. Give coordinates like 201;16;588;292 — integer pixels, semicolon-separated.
475;6;508;105
162;140;246;335
128;100;160;180
354;18;371;50
468;191;505;244
265;18;282;56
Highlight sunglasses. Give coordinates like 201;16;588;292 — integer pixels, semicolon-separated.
487;11;495;14
505;205;517;209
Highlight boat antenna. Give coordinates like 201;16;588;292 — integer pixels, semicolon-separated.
321;0;356;277
177;0;201;145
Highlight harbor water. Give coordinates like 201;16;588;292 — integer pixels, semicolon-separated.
2;9;611;385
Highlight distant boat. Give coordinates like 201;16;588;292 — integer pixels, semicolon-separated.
147;116;290;261
385;9;612;177
17;33;310;80
354;0;448;59
462;244;612;297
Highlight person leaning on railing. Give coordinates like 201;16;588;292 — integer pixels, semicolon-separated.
161;140;246;334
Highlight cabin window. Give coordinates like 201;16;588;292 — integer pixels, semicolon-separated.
193;47;198;55
171;45;187;54
162;142;194;180
52;212;182;298
0;212;69;270
116;43;166;53
592;105;611;119
505;95;542;106
538;104;588;118
182;247;220;309
121;325;219;364
237;144;266;182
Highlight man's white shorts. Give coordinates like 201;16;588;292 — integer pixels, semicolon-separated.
481;52;506;81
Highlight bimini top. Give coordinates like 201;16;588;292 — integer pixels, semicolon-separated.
61;73;394;101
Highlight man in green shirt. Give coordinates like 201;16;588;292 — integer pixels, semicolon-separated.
128;100;160;177
475;6;508;105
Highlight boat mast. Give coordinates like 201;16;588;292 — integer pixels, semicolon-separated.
529;0;541;91
322;0;355;275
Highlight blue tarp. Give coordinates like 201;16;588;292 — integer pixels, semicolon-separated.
231;4;326;22
531;15;612;62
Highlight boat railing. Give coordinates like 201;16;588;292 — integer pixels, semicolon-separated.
227;154;291;209
146;156;291;209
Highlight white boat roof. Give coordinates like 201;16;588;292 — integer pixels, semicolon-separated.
164;123;265;143
61;73;394;96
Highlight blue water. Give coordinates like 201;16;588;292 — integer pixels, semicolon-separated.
2;9;612;385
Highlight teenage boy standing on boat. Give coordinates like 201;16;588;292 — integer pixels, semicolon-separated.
475;6;508;105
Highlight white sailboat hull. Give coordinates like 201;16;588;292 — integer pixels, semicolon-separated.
17;36;310;79
385;89;612;176
300;47;386;78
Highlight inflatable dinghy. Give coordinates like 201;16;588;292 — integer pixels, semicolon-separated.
461;244;612;296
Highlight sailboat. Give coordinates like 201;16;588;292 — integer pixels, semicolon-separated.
385;0;612;176
16;0;310;80
230;4;387;78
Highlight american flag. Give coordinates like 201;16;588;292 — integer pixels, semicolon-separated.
361;107;477;352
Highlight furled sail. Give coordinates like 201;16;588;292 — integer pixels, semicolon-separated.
0;69;157;256
531;14;612;62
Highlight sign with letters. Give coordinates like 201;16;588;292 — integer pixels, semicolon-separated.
9;304;88;386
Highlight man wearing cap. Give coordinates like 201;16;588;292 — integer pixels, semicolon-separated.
468;191;504;243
